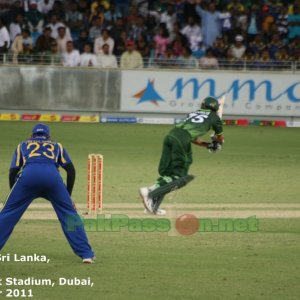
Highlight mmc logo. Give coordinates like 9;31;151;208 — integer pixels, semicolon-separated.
132;79;164;106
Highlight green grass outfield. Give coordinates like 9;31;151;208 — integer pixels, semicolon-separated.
0;122;299;299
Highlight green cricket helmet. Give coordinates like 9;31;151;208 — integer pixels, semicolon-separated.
201;97;219;111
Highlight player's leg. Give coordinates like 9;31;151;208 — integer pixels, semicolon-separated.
151;175;195;212
46;176;94;260
156;133;192;186
157;135;173;180
140;135;173;213
167;131;192;177
151;134;194;212
0;178;37;250
140;130;194;214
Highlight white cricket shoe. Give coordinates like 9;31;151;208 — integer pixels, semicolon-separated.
139;187;153;213
82;257;95;264
144;208;166;216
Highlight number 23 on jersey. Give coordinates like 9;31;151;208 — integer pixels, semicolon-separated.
27;142;56;159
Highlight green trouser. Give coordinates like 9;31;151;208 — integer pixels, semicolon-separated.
157;127;192;186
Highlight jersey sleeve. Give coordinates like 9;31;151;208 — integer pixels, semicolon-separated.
10;143;24;169
212;115;223;135
57;143;73;167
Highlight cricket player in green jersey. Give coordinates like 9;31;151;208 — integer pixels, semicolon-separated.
139;97;224;215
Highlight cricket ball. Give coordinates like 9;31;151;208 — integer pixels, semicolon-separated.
175;214;199;236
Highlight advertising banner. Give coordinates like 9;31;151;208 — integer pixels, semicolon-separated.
0;113;20;121
121;70;300;116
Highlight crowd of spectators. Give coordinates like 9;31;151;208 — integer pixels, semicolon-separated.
0;0;299;69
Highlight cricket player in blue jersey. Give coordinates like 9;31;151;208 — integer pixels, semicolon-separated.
0;123;95;263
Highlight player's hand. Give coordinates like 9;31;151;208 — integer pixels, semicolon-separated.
211;134;224;144
207;141;222;153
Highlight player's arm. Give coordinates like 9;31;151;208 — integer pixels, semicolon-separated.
61;162;76;196
9;168;20;189
9;144;23;189
192;137;223;153
192;115;225;151
57;143;76;195
206;115;224;153
192;137;210;148
212;115;224;144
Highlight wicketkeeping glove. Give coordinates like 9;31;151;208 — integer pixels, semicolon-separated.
207;141;222;153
